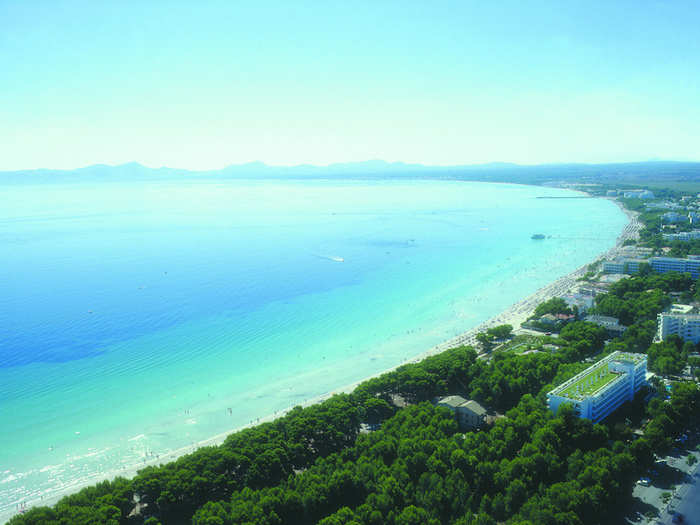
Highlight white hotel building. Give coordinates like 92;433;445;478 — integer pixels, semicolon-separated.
657;313;700;344
547;352;647;422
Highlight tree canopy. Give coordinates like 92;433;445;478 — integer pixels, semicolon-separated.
532;298;572;318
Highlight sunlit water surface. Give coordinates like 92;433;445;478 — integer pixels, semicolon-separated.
0;179;626;517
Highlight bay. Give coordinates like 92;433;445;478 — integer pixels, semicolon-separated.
0;178;626;515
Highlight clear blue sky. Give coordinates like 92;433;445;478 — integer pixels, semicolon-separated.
1;0;699;170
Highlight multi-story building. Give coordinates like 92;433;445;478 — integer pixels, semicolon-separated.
662;212;688;224
650;256;700;278
663;230;700;241
602;258;645;274
657;313;700;344
602;256;700;279
547;352;647;422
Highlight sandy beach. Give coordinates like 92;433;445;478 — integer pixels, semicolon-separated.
404;198;641;358
4;199;639;522
167;201;641;453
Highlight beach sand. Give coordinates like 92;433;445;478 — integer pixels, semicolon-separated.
4;200;640;521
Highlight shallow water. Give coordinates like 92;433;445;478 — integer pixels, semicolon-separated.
0;178;626;515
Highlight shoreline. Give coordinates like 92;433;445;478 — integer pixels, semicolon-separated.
3;197;640;522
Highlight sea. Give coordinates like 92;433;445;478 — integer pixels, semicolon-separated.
0;178;627;517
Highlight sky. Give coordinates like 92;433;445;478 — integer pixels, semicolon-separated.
1;0;700;171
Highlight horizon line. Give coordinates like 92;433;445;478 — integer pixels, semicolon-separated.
3;157;700;174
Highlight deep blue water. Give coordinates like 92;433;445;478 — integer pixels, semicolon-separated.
0;178;626;517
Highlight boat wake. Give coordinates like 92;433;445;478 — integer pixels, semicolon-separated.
313;254;345;263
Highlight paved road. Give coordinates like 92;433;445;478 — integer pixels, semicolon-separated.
626;431;700;525
661;467;700;524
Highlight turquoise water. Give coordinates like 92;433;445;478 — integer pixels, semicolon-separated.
0;179;625;515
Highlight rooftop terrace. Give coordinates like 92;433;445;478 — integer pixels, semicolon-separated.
614;352;646;364
558;367;621;400
550;351;645;401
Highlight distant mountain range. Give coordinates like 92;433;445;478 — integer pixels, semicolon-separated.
1;159;699;186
